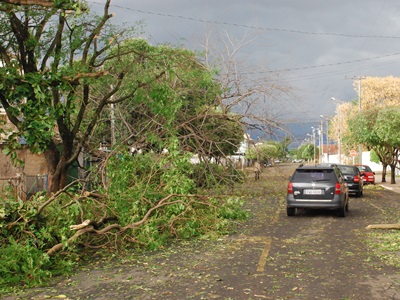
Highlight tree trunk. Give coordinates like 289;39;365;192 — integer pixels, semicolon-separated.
44;141;71;194
366;224;400;230
381;164;387;182
390;164;396;184
49;163;69;194
44;143;60;195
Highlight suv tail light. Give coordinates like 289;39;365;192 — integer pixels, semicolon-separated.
288;182;293;194
335;182;341;194
354;175;360;183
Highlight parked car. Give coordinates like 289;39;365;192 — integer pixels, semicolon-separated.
355;164;375;184
336;164;363;197
286;165;349;217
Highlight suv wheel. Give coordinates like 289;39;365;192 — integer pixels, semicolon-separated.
287;207;296;216
337;205;346;217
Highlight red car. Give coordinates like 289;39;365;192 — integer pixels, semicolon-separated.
355;164;375;184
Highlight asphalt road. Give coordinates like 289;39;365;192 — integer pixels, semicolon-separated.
3;164;400;300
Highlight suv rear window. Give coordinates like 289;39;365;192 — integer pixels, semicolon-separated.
291;169;336;183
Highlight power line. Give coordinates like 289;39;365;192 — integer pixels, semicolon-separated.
88;1;400;40
227;51;400;75
87;2;400;80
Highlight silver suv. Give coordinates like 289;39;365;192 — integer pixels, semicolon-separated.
286;165;349;217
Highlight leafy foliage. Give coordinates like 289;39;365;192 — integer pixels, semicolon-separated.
92;39;243;162
0;147;248;292
190;162;244;188
296;143;316;161
0;1;143;192
246;139;290;163
0;193;77;292
347;107;400;181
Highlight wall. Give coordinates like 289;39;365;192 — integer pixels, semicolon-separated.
0;146;48;199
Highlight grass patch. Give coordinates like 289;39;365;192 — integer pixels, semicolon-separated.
367;229;400;267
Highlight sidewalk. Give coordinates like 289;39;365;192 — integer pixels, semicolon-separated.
374;173;400;193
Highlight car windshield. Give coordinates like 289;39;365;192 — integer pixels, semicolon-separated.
292;169;336;183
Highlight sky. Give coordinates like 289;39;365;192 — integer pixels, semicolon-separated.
88;0;400;129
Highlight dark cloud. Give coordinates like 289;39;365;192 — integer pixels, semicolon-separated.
91;0;400;122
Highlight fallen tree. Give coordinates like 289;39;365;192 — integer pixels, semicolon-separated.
46;193;217;256
0;150;247;289
366;224;400;230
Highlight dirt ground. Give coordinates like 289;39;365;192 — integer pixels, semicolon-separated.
3;163;400;300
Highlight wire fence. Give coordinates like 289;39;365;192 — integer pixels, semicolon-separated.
0;173;48;200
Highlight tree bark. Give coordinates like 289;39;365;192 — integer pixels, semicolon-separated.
44;143;60;195
0;0;56;7
381;164;387;182
366;224;400;230
390;164;396;184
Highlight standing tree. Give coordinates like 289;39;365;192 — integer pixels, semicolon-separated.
374;107;400;184
347;107;400;183
0;0;167;193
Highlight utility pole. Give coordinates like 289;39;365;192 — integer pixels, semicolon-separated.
331;97;344;164
355;76;365;165
312;127;316;165
321;115;330;163
346;76;366;165
319;120;323;163
326;118;330;162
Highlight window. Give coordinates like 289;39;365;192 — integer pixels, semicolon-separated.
292;169;335;183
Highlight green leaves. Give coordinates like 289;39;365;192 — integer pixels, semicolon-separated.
104;149;246;247
375;107;400;145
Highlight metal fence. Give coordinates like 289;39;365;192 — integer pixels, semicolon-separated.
0;173;48;200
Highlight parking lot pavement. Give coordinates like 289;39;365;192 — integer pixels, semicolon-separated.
375;173;400;193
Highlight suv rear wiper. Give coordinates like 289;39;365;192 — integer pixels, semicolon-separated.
311;179;330;182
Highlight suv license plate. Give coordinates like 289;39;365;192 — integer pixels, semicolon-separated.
304;189;323;195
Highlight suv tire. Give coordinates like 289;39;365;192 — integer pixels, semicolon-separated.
287;207;296;216
337;205;346;217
